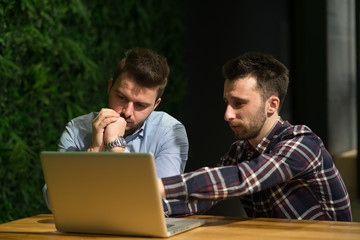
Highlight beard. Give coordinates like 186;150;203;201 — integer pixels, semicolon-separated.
121;113;144;138
123;120;145;137
232;106;267;141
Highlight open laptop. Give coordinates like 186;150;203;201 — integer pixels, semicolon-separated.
40;151;204;237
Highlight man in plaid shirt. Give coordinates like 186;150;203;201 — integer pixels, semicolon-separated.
158;52;352;221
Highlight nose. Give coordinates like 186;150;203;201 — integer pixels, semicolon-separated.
224;104;235;122
122;102;134;118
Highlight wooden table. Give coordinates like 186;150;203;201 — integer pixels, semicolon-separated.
0;214;359;239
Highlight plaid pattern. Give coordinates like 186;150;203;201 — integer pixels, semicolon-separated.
162;118;352;221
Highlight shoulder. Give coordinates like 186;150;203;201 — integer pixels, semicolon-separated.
143;111;187;141
276;120;315;139
69;112;97;124
66;112;97;129
146;111;184;127
274;121;323;150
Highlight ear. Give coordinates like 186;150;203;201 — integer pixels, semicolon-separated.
153;98;162;110
267;96;280;114
107;78;113;94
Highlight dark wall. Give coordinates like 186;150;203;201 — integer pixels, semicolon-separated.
357;0;360;198
290;0;328;146
180;0;291;172
179;0;332;216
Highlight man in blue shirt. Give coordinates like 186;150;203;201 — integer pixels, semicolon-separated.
44;48;188;209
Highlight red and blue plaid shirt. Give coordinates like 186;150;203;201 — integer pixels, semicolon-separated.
162;117;352;221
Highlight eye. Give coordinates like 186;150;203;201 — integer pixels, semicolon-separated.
117;94;126;100
233;101;244;109
134;102;149;110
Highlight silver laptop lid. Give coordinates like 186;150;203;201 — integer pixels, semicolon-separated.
41;151;169;237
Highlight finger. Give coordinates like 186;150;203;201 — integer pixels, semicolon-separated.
96;108;119;121
94;117;119;132
93;109;119;129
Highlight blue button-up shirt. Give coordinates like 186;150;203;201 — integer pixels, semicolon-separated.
57;111;188;177
44;111;188;209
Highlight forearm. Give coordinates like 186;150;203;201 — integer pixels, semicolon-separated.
86;146;125;152
42;184;52;211
162;165;243;201
58;124;83;151
162;198;217;217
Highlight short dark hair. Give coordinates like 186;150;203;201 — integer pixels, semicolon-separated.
112;48;170;98
222;52;289;111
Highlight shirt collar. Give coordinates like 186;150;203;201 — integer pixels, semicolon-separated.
124;115;152;142
126;121;145;142
136;120;146;137
253;116;284;154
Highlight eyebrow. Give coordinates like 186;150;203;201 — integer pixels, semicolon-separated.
114;90;153;107
223;95;248;103
114;90;128;100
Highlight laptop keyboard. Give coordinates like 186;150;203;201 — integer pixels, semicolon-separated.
166;224;175;228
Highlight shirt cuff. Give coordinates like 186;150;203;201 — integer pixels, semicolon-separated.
162;175;188;200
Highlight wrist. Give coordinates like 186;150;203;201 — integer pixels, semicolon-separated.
108;146;126;152
105;136;126;151
87;146;100;152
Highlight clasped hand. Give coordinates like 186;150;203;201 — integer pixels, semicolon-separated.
88;108;126;152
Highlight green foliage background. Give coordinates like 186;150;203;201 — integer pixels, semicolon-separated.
0;0;185;223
